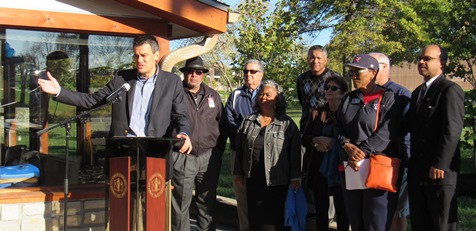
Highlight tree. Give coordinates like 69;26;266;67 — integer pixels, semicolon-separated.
284;0;455;64
232;0;307;104
89;35;132;69
204;31;240;91
443;1;476;88
440;1;476;165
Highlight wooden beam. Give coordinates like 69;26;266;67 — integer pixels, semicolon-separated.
0;7;168;37
155;36;171;59
115;0;228;34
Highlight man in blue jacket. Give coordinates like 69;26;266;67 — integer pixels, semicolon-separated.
224;59;264;231
370;52;411;231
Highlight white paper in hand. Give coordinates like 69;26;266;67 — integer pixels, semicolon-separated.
344;159;370;190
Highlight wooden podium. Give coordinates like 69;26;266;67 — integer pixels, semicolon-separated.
107;137;182;231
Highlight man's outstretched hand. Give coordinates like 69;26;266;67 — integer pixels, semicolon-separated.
37;71;60;95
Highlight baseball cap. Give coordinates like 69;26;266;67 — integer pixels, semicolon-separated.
345;54;379;70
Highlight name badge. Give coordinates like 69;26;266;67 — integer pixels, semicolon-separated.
351;98;360;104
373;103;379;110
208;97;215;108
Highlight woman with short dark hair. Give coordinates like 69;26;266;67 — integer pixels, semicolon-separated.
302;76;349;231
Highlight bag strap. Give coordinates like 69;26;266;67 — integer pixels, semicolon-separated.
311;108;328;123
373;92;384;132
311;109;319;121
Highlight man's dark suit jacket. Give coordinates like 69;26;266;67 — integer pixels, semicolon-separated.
408;74;464;185
55;68;190;138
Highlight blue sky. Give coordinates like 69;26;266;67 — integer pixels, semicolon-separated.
221;0;333;46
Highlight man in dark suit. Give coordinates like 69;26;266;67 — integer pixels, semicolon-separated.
407;44;464;231
37;35;192;152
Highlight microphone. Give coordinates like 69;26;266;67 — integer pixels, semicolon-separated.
106;83;131;102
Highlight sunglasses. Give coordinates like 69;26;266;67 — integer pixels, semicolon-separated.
324;85;340;91
186;69;204;76
418;56;440;62
243;69;260;74
347;69;369;77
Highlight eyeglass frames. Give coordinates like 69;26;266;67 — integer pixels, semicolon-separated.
324;85;341;91
418;56;440;62
243;69;261;74
186;69;204;76
347;69;370;77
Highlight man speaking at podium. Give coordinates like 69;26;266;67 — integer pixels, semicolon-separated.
37;35;192;152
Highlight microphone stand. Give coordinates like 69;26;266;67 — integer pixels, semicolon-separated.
0;101;17;166
37;96;122;231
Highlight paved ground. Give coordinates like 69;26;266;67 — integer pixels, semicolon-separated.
190;218;338;231
190;194;340;231
190;218;235;231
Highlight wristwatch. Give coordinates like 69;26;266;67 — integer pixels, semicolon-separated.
341;138;350;147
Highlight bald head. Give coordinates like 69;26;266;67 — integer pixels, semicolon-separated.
418;44;447;80
369;52;390;85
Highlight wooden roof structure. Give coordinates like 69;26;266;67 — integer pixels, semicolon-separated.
0;0;232;39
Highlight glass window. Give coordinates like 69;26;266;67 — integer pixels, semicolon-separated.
1;29;134;186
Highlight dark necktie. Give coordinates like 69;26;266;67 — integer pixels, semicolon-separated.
417;84;427;112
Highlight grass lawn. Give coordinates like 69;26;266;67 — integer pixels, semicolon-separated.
458;196;476;229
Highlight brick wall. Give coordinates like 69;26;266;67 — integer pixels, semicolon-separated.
0;200;106;231
0;184;107;231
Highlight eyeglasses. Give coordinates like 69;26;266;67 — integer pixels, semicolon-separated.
243;69;261;74
324;85;340;91
347;69;369;77
186;69;204;76
418;56;440;62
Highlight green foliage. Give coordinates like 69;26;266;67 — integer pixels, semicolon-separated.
90;66;115;88
443;1;476;89
232;0;307;101
461;90;476;162
207;33;240;91
458;196;476;229
217;146;234;198
323;0;441;63
461;145;475;174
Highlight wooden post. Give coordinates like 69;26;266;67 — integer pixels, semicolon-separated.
146;157;166;231
109;157;131;231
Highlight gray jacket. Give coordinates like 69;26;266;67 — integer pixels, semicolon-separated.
234;113;301;186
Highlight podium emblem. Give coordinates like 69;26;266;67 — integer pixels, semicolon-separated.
147;172;165;198
110;172;127;198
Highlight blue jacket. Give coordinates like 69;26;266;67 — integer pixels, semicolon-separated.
224;85;258;150
382;80;411;163
285;187;307;231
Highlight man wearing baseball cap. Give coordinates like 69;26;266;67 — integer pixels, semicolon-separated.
335;54;401;231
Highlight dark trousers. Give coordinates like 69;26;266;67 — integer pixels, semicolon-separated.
311;172;349;231
246;160;289;231
340;172;397;231
171;149;222;231
408;183;457;231
343;188;395;231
